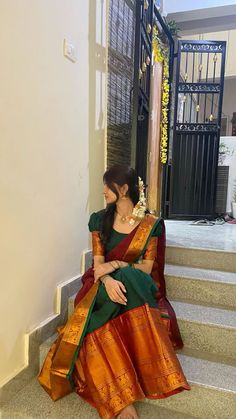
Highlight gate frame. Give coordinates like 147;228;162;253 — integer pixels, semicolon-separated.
162;39;226;219
131;1;174;186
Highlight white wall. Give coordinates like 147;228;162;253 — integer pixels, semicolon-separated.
164;0;236;14
219;137;236;212
0;0;107;387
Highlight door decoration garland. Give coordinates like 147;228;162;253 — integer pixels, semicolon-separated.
152;26;169;164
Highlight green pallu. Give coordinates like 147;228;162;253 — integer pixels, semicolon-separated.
86;266;160;334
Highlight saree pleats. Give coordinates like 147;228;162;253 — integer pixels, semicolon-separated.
73;305;189;419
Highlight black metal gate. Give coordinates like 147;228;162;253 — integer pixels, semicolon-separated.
132;1;173;184
167;40;226;219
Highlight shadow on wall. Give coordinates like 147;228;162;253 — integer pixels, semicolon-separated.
88;0;107;214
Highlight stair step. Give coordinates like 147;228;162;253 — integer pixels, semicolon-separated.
82;249;92;273
166;264;236;285
153;354;236;419
165;264;236;309
37;342;236;419
39;333;58;369
172;301;236;329
166;245;236;273
179;354;236;391
0;377;197;419
68;294;76;319
172;301;236;364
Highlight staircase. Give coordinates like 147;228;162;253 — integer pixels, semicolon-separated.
1;243;236;418
156;245;236;418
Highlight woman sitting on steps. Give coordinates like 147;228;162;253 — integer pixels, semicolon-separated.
38;165;190;419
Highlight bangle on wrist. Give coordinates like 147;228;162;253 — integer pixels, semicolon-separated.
100;274;110;285
115;260;120;269
109;260;121;270
109;261;117;270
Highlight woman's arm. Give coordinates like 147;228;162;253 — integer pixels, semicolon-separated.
94;255;105;268
93;235;157;279
93;259;118;282
94;258;154;280
116;260;154;274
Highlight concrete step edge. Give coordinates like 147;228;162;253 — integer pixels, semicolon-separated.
165;263;236;285
177;354;236;393
171;301;236;329
166;270;236;310
165;246;236;273
176;346;236;367
166;244;236;255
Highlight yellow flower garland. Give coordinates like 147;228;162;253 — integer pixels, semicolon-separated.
152;27;169;164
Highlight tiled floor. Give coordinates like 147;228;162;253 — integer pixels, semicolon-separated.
165;220;236;252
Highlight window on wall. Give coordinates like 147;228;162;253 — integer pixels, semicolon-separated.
107;0;136;167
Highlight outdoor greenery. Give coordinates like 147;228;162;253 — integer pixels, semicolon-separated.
165;19;181;39
218;141;233;165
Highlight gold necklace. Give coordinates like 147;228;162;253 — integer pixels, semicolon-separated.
116;211;132;223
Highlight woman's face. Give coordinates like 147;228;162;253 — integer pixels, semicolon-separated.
103;183;117;204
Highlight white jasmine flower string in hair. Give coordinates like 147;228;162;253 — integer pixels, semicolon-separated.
129;177;147;225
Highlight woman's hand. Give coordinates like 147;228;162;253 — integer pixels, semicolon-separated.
103;276;127;305
93;262;114;283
